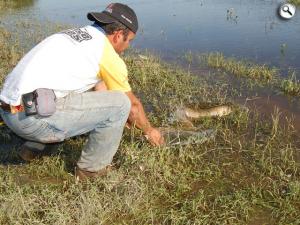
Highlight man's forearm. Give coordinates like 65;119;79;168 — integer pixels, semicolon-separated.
125;91;164;146
127;101;153;134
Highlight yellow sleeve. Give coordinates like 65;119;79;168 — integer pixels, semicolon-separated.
98;38;131;92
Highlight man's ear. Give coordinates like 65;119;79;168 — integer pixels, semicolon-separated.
112;30;123;43
112;31;119;43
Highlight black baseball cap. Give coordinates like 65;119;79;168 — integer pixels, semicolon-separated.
87;3;138;33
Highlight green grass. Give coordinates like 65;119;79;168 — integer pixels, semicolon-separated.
203;52;277;81
201;52;300;97
281;72;300;96
0;0;35;10
0;24;300;224
0;28;22;86
289;0;300;6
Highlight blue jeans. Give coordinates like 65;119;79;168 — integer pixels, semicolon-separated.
0;91;131;172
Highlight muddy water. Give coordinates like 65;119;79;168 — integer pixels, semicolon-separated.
236;95;300;131
188;64;300;133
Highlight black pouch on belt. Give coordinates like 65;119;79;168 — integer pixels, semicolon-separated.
22;92;37;116
22;89;56;117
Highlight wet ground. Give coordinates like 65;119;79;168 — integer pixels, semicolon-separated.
236;95;300;131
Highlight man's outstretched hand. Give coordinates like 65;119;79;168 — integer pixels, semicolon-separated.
145;127;165;147
125;91;165;147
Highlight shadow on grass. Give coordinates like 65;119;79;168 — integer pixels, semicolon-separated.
0;124;83;172
0;126;24;165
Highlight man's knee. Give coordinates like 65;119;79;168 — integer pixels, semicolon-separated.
129;103;139;121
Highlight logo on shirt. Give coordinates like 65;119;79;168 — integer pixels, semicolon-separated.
62;28;92;42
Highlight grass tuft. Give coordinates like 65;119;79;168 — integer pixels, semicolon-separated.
203;52;278;81
201;52;300;97
280;72;300;96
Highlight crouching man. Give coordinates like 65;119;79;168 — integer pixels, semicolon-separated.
0;3;164;181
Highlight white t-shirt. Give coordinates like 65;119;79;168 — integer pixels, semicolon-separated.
0;24;131;106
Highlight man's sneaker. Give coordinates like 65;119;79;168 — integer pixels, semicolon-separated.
75;165;113;181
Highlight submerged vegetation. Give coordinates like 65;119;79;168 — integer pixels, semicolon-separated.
201;52;300;97
281;72;300;96
204;52;277;81
0;22;300;224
